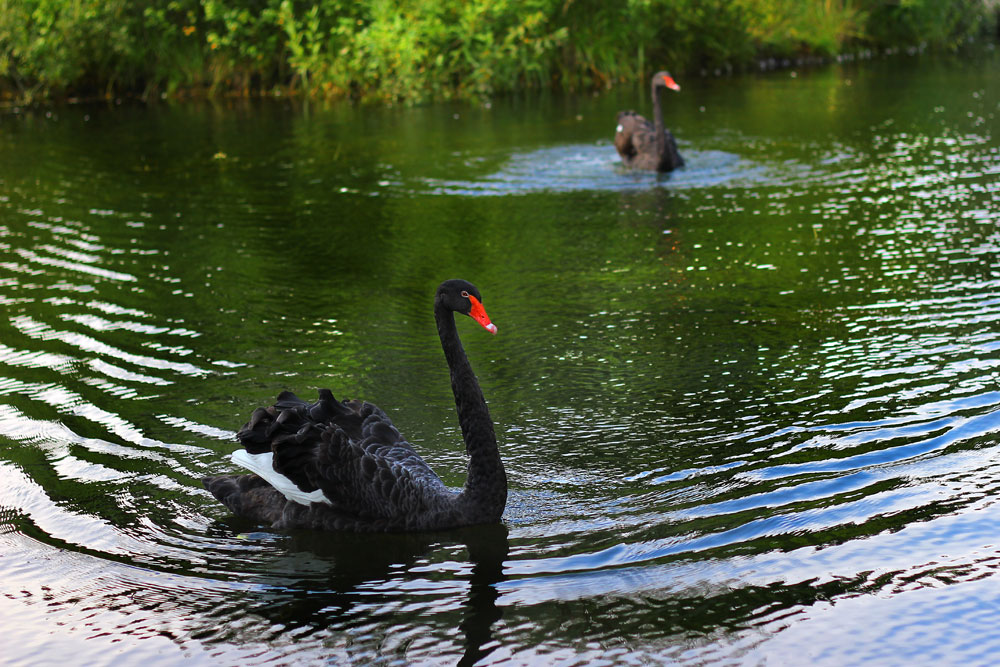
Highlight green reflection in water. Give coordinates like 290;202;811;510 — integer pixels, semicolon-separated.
0;47;999;665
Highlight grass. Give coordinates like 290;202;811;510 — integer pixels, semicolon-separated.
0;0;990;104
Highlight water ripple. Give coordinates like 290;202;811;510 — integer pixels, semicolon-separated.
2;57;1000;664
414;142;816;196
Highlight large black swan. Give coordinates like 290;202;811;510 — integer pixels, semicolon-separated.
614;70;684;172
203;279;506;532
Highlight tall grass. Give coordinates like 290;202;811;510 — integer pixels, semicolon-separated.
0;0;990;103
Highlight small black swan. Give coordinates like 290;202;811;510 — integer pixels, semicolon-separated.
203;279;505;532
614;70;684;172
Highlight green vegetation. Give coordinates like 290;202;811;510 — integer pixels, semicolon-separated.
0;0;991;103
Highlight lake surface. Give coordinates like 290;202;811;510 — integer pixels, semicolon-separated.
2;47;1000;665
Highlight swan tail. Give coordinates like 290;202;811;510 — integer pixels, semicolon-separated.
202;473;288;523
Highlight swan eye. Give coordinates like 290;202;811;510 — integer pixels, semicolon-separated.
461;290;470;298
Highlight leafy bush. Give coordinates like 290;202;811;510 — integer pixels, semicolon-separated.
0;0;990;103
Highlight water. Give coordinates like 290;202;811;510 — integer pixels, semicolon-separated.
2;48;1000;665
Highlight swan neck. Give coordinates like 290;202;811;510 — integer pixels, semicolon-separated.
651;80;666;152
435;301;506;519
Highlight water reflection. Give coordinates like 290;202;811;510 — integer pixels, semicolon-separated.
202;522;507;664
1;48;1000;664
2;509;510;664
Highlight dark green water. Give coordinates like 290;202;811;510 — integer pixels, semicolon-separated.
2;48;1000;664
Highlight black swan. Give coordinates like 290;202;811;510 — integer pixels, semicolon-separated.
203;279;506;532
614;70;685;172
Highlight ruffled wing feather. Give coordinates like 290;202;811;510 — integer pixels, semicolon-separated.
228;389;451;525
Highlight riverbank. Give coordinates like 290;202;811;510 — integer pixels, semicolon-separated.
0;0;991;104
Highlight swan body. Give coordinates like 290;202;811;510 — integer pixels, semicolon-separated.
615;70;684;172
203;279;506;533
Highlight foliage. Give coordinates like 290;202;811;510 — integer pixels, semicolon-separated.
740;0;864;56
0;0;990;103
0;0;136;98
862;0;988;49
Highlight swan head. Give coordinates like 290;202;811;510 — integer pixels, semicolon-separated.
437;279;497;335
653;70;681;92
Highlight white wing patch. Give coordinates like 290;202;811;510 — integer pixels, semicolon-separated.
231;450;333;506
615;124;624;133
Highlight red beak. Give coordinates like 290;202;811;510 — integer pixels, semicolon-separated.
468;295;498;335
663;74;681;92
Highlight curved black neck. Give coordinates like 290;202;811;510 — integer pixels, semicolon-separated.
435;301;506;519
651;79;666;155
